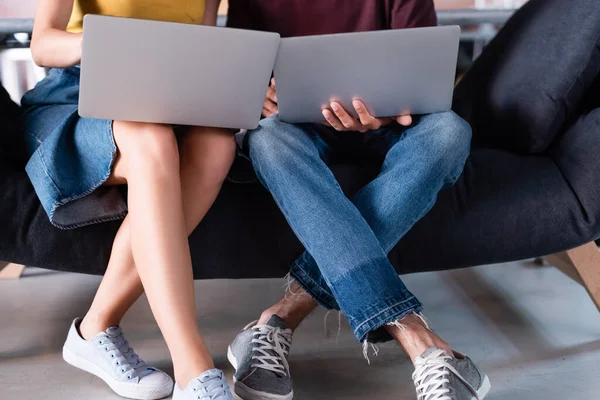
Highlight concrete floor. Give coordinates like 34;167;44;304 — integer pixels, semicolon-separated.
1;260;600;400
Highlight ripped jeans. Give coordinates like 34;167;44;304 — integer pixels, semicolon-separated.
247;112;472;343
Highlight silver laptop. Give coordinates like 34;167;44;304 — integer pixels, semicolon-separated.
79;15;280;129
273;26;461;124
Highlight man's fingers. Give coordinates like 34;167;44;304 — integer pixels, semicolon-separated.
396;114;413;126
270;77;276;88
331;102;359;130
322;109;345;131
353;100;380;130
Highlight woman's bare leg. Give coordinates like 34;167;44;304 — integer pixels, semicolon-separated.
80;219;145;332
176;127;237;231
80;121;235;385
79;146;143;335
80;127;235;337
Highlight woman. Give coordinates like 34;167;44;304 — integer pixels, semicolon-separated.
23;1;235;399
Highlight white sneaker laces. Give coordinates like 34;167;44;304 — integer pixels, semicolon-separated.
95;327;148;381
412;349;480;400
190;370;229;400
250;325;292;376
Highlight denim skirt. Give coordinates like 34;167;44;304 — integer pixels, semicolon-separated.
22;67;127;229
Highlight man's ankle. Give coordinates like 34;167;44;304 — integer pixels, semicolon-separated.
385;313;452;363
258;308;278;326
256;281;318;330
257;307;300;330
257;300;315;331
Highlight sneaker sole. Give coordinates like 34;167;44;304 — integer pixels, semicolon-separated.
227;346;293;400
63;346;173;400
474;374;492;400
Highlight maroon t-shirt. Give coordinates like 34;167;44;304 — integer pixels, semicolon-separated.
227;0;438;37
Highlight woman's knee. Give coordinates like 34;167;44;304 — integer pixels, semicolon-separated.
180;127;237;185
113;121;179;174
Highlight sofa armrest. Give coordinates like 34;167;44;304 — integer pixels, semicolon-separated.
453;0;600;154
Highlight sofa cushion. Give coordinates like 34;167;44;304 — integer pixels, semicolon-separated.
453;0;600;154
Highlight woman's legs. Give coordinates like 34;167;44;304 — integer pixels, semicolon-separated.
80;122;236;386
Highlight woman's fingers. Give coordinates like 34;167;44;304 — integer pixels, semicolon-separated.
263;99;278;117
262;78;278;117
266;84;277;103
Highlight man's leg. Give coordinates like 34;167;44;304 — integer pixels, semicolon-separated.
248;114;430;342
262;112;472;355
262;112;471;343
230;113;490;400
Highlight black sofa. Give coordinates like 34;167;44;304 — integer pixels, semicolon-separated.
1;0;599;280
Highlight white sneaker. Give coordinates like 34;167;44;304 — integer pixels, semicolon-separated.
173;369;233;400
63;318;173;400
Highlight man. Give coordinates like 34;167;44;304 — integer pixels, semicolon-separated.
226;1;490;399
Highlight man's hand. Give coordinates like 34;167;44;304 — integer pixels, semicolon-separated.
263;78;278;117
321;100;412;133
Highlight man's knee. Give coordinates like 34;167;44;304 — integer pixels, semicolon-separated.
425;111;472;171
247;115;303;167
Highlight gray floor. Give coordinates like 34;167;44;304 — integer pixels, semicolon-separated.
1;260;600;400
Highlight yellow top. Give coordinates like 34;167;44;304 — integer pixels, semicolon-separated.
66;0;206;33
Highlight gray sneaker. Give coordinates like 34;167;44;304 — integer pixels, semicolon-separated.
227;315;293;400
412;347;491;400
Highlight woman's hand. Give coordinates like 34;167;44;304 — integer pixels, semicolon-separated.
320;100;412;133
31;0;82;68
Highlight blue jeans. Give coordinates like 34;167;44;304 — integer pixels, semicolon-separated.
247;112;472;343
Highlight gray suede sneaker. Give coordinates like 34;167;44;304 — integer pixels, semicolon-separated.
227;315;293;400
412;347;491;400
